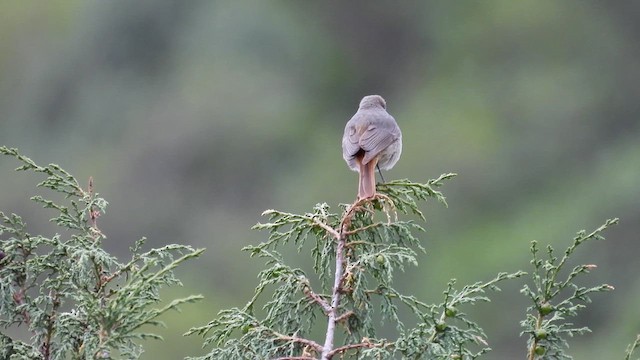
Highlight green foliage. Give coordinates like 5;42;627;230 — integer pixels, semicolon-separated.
187;175;526;359
1;146;626;359
626;334;640;360
520;218;618;359
0;147;203;360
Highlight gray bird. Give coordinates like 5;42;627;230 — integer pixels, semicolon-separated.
342;95;402;199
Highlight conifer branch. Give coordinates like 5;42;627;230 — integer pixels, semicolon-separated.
274;333;323;351
520;218;618;359
625;334;640;360
320;213;346;360
0;147;203;359
303;288;332;315
187;172;622;359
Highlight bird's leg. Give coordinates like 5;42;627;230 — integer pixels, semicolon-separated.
376;164;386;183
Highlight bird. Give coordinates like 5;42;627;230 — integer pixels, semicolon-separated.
342;95;402;199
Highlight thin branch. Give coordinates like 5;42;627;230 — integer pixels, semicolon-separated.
328;340;382;356
344;240;382;248
304;287;332;314
345;222;384;236
320;199;362;360
40;290;61;360
274;333;323;352
321;230;346;360
320;195;387;359
335;310;354;323
554;219;618;286
313;219;340;239
527;313;544;360
625;334;640;360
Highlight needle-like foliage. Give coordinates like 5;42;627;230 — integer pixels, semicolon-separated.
186;174;526;359
520;218;618;359
1;147;631;360
0;147;203;360
625;334;640;360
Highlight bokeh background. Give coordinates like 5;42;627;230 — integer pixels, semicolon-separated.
1;1;639;359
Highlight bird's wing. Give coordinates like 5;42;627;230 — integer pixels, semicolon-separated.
359;120;399;165
342;120;363;159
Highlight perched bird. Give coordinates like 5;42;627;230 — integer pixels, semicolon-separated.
342;95;402;199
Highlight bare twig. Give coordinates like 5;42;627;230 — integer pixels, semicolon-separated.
321;229;346;359
321;196;384;359
274;333;323;352
345;222;384;236
335;310;354;323
303;287;332;314
344;240;382;248
328;339;386;357
625;334;640;360
313;219;340;239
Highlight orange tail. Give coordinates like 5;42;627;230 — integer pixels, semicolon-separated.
358;157;378;199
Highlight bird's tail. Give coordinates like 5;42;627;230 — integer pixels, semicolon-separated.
358;157;377;199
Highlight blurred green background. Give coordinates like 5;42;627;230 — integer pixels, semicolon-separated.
1;1;638;359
